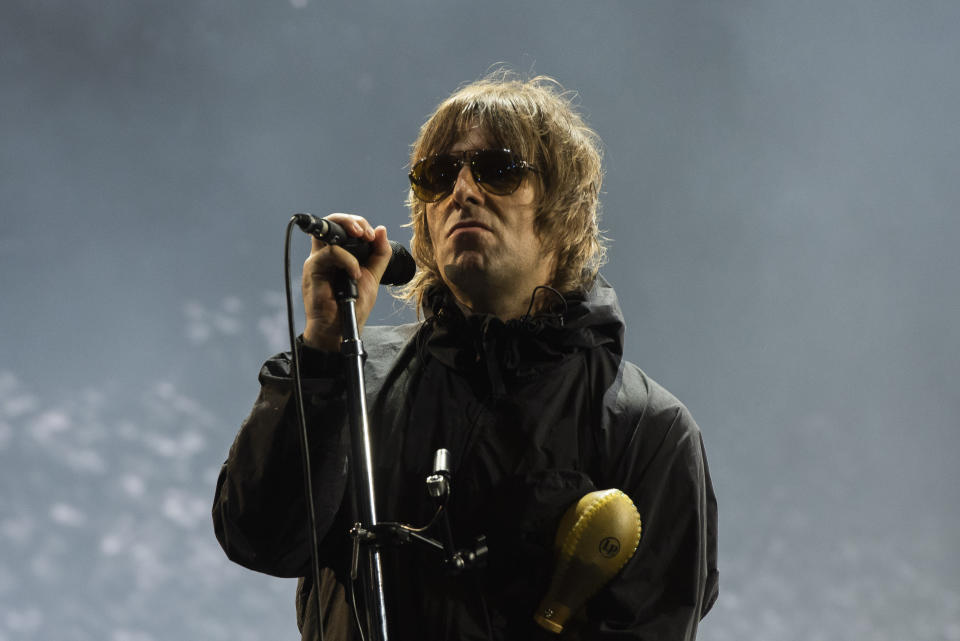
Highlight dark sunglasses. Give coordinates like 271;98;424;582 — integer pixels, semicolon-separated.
408;148;538;203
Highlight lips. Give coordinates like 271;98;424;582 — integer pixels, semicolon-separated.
447;221;491;237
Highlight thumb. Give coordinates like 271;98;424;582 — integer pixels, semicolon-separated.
365;226;393;283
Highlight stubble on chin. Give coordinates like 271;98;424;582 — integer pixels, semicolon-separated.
442;259;489;295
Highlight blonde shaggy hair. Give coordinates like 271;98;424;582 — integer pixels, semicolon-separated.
398;71;606;313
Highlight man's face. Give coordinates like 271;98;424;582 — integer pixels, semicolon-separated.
425;126;555;315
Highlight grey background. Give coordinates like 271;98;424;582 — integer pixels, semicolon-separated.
2;1;958;639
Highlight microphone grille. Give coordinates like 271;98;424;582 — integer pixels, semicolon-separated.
382;241;417;286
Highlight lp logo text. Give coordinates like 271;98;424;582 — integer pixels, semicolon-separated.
599;537;621;558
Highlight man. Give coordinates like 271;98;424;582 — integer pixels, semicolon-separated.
213;73;718;640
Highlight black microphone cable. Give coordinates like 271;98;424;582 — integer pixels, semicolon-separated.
283;216;327;641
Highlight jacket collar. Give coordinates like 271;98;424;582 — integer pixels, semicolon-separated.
419;275;625;377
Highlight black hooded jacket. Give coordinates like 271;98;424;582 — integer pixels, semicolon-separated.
213;277;718;640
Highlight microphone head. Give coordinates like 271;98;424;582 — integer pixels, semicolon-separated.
382;241;417;286
533;489;642;634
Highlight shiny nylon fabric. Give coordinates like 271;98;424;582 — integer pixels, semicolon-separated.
212;277;718;640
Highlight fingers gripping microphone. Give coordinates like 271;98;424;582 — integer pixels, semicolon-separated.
293;213;417;285
534;489;642;634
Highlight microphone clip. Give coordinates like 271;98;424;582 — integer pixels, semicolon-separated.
347;448;488;576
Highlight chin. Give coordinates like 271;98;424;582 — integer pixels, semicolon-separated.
447;250;487;271
442;256;491;291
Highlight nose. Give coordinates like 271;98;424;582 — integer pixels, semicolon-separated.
451;161;483;206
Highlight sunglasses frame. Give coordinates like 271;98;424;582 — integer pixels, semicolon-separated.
408;148;539;203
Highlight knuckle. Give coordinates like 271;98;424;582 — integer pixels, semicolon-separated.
303;248;325;269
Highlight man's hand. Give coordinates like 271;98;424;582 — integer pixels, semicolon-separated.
301;213;392;352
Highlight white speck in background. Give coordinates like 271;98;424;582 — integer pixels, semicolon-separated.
28;410;71;443
5;608;42;633
65;447;106;474
100;533;125;557
129;540;171;589
183;300;210;343
1;515;34;544
161;490;208;529
183;298;244;344
3;394;36;418
29;553;57;582
0;420;10;450
222;296;242;314
111;628;155;641
121;474;146;498
49;503;86;527
257;290;288;353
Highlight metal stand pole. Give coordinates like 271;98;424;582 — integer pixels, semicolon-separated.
334;273;389;641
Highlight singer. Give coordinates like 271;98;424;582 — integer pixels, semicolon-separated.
213;72;718;640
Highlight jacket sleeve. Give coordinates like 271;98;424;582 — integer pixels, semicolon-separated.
212;341;352;578
583;367;719;640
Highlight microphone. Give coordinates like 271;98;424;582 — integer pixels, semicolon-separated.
533;489;642;634
293;213;417;286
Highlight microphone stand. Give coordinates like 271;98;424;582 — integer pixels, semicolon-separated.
333;272;390;641
331;270;487;641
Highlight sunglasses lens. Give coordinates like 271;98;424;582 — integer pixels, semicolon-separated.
409;155;460;202
471;150;524;195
